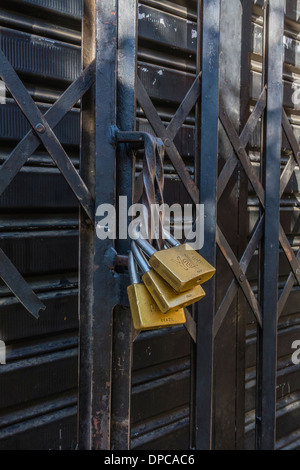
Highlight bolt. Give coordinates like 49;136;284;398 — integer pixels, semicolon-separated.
35;123;45;134
297;152;300;160
239;274;245;283
164;138;171;148
296;268;300;276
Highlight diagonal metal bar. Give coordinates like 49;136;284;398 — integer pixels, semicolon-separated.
0;248;45;319
136;76;199;204
277;247;300;319
0;49;94;220
154;139;165;250
0;60;95;198
216;226;262;327
280;154;297;197
219;100;265;205
184;308;197;343
282;109;300;165
214;216;264;337
167;73;202;141
217;86;267;201
280;110;300;197
279;225;300;286
134;74;202;205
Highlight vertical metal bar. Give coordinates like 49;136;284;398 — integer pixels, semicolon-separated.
195;0;220;450
256;0;284;450
189;0;202;449
78;0;118;450
111;306;133;450
111;0;138;450
235;0;252;450
215;0;243;449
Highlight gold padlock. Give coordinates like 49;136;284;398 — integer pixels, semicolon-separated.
127;252;186;331
131;241;206;314
136;234;216;293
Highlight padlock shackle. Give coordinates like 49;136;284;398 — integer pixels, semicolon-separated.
128;252;140;285
164;230;181;247
135;238;157;257
131;241;151;275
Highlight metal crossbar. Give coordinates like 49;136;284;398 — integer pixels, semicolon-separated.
137;75;200;204
0;248;45;319
0;48;95;317
0;49;95;220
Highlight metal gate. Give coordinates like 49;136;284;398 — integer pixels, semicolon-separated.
0;0;299;451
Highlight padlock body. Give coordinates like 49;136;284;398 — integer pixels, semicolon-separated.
149;243;216;292
127;283;186;331
142;270;205;314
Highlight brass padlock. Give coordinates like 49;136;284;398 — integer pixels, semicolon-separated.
136;234;216;293
127;252;186;331
131;241;205;314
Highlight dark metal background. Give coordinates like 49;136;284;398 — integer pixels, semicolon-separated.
0;0;299;451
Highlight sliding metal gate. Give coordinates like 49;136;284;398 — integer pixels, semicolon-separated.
0;0;299;450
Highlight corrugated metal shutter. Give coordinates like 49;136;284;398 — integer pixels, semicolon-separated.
0;0;195;450
0;0;81;450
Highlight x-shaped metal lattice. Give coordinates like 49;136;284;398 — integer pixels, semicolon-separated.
0;49;95;317
277;110;300;319
215;96;300;335
137;74;300;341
